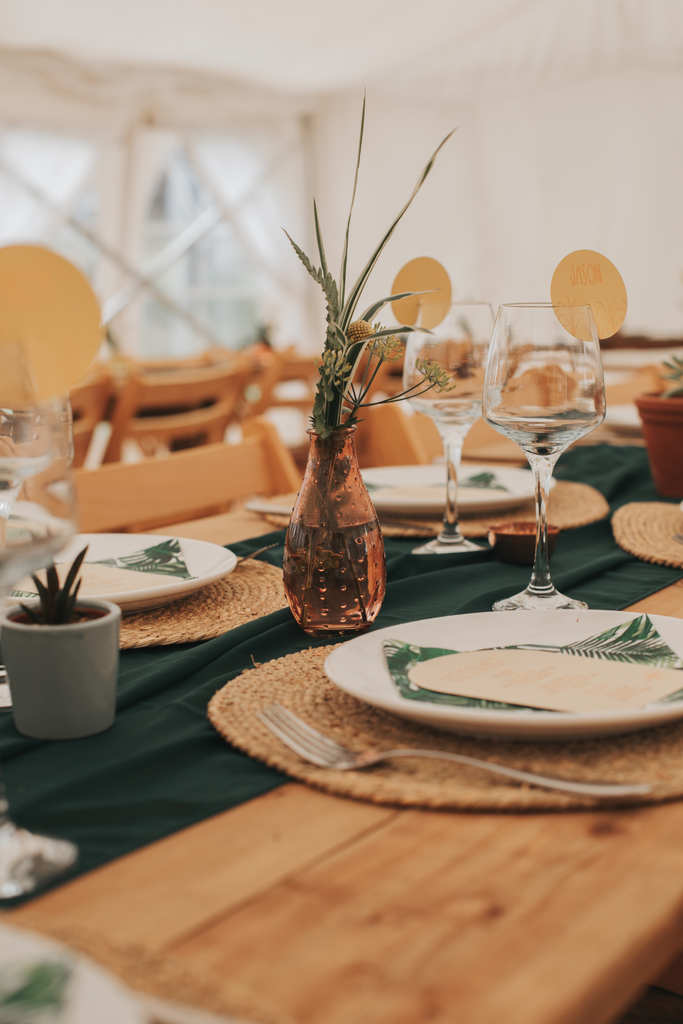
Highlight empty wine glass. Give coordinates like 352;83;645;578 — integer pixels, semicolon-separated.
482;303;605;611
0;346;79;897
403;301;494;554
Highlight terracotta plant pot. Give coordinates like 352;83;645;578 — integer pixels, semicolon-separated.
635;394;683;498
487;521;560;566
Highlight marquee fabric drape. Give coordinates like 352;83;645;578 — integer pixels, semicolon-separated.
3;1;683;345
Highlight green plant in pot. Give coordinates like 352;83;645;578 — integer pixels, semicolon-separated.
282;98;455;636
635;355;683;497
1;547;121;740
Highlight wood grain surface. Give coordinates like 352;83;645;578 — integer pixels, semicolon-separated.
10;490;683;1024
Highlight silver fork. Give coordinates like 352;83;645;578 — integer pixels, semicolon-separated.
673;534;683;547
257;704;651;799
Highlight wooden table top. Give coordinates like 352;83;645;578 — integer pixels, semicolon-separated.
10;502;683;1024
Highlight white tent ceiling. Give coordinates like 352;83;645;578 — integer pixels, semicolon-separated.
0;0;544;96
2;0;683;344
2;0;683;99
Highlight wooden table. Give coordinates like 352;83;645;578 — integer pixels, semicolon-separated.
10;508;683;1024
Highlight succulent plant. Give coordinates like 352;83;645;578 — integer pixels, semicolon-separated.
20;546;88;625
661;354;683;398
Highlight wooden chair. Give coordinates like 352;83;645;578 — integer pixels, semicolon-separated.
75;416;301;534
138;346;235;373
68;368;114;468
246;348;318;416
356;404;441;467
357;402;528;466
104;363;250;462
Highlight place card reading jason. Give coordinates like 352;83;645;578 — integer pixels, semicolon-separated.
407;649;683;713
550;248;627;341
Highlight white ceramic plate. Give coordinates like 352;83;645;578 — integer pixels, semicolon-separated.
0;923;145;1024
324;610;683;741
10;533;237;613
604;403;642;435
360;464;554;515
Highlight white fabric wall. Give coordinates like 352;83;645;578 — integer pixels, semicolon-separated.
309;73;683;340
2;28;683;348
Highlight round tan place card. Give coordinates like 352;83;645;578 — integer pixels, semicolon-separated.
0;245;102;401
391;257;451;328
550;249;627;340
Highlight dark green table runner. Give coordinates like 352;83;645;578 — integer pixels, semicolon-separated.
4;444;682;900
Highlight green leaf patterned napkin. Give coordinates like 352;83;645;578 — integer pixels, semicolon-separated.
92;537;192;579
384;615;683;713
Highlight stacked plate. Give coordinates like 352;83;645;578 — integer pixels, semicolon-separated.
245;463;552;520
603;403;643;436
10;533;238;613
324;609;683;741
361;463;552;516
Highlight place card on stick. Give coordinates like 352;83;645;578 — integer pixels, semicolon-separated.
0;245;102;402
408;648;683;713
391;257;452;329
550;248;627;340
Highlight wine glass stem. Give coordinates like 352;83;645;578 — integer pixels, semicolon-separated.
440;432;464;543
527;453;559;595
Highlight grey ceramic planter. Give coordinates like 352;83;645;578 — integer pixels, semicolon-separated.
1;599;121;740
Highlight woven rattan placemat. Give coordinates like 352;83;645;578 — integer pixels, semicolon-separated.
7;914;294;1024
209;645;683;812
120;560;287;649
612;501;683;569
260;481;609;539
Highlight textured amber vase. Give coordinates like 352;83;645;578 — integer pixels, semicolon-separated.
284;427;386;637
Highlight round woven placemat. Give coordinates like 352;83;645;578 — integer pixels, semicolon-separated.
261;481;609;539
612;501;683;569
209;645;683;812
6;914;294;1024
119;559;287;649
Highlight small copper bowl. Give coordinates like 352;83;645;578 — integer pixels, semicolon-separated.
487;521;560;566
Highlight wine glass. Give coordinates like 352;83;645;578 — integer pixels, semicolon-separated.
403;301;494;554
482;303;605;611
0;350;79;897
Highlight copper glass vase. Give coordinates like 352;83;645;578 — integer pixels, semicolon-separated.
284;427;386;637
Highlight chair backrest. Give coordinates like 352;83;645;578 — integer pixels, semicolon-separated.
137;346;235;373
357;404;441;466
244;347;319;415
105;363;249;462
75;417;301;533
126;400;238;457
68;369;114;468
359;402;528;465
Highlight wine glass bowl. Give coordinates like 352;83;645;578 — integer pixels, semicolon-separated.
483;303;605;611
0;403;77;593
403;302;494;554
0;390;79;897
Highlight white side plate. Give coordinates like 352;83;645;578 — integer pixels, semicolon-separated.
604;403;642;435
361;464;554;515
11;533;237;613
0;923;146;1024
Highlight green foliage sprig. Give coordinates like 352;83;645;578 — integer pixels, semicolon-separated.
285;97;456;437
20;546;88;625
661;354;683;398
